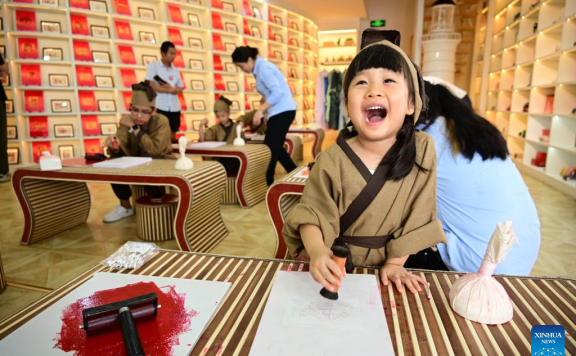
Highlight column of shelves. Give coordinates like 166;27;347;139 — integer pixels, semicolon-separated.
481;0;576;198
1;0;319;165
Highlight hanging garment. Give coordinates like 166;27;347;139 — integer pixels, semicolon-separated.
315;70;329;130
327;70;342;130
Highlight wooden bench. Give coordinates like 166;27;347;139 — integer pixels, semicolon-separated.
135;194;179;241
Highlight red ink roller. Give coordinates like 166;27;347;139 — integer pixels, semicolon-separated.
81;293;159;356
319;245;349;300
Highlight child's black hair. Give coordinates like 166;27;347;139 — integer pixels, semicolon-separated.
231;46;259;63
342;44;426;181
421;81;509;161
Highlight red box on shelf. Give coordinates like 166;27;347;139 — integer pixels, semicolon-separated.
29;116;49;138
84;138;103;154
180;72;186;89
113;0;132;16
115;21;133;40
173;51;185;68
76;66;95;87
70;14;90;36
213;34;225;51
70;0;89;9
16;11;37;32
544;95;554;113
167;5;183;23
178;114;187;131
245;96;251;110
212;13;224;30
243;19;251;35
213;55;223;71
24;91;44;112
178;94;187;111
21;64;42;86
18;38;39;59
214;74;226;91
118;46;136;64
73;40;92;61
211;0;223;9
32;141;52;163
531;152;547;167
168;28;184;46
81;115;100;136
120;69;138;88
242;0;253;16
78;91;97;112
122;91;132;110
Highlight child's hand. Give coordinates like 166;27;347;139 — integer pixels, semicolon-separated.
380;263;426;294
309;247;345;292
200;118;209;127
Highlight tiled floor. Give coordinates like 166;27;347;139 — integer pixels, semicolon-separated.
1;130;575;322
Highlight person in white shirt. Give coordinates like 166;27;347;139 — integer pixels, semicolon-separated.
145;41;184;141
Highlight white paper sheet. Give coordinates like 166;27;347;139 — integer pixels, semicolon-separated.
0;273;231;356
248;271;394;356
93;156;152;168
293;166;311;180
189;142;227;148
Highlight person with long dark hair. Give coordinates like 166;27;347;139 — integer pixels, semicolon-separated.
283;30;447;295
415;80;541;275
232;46;297;185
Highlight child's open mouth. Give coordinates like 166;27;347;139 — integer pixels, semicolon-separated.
364;106;388;126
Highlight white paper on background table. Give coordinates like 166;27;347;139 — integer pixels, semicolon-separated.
248;271;394;356
293;166;311;179
92;156;152;168
189;141;227;148
0;273;231;355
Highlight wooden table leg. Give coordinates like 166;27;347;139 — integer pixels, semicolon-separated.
266;184;304;259
240;147;270;208
13;176;91;245
312;129;325;158
183;163;229;252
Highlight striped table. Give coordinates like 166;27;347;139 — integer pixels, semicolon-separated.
266;168;307;258
288;127;325;158
0;250;574;356
11;160;228;253
181;144;270;208
245;134;303;163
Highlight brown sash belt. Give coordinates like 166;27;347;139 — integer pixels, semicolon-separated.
334;234;393;273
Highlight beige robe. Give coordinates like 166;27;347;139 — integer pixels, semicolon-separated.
283;131;447;267
237;110;266;135
204;122;245;143
112;114;175;159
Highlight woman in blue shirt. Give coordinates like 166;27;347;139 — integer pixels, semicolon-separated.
232;46;297;185
414;80;541;276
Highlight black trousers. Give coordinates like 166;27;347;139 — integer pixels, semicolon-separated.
404;247;449;271
264;110;297;185
111;184;166;201
156;109;181;133
0;100;8;175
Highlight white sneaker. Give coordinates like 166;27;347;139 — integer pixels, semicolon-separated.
103;205;135;223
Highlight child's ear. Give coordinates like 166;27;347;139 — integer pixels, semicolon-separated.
406;101;415;115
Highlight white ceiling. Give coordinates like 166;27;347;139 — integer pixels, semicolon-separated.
268;0;368;22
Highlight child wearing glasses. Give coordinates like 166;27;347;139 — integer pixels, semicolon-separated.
102;81;175;223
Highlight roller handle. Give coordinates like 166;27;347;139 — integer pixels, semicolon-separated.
119;307;146;356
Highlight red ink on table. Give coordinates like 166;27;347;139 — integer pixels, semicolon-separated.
287;265;293;271
54;281;197;356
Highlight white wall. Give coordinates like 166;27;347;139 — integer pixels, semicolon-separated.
359;0;417;55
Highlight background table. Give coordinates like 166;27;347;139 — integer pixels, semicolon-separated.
11;160;228;253
288;127;325;158
182;144;270;208
266;168;307;258
0;250;574;356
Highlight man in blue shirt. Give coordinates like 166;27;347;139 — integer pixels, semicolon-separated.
146;41;184;142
